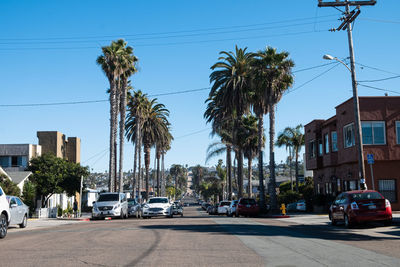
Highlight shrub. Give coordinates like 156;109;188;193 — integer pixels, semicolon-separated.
278;190;302;205
57;205;63;217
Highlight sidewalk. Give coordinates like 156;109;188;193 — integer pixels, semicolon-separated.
55;212;91;221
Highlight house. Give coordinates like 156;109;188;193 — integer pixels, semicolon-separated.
305;96;400;210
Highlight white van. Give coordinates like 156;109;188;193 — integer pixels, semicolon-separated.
0;186;11;239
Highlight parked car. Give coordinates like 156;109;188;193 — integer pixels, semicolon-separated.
127;198;140;218
217;201;231;215
329;190;392;228
6;196;29;228
296;199;306;211
172;202;183;217
141;197;173;218
207;204;218;215
92;192;128;220
201;202;211;210
227;200;238;217
286;202;297;212
0;186;11;239
236;198;259;217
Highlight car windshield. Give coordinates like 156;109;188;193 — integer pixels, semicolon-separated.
128;199;136;205
148;198;168;204
350;192;383;200
240;199;256;205
97;194;119;202
221;201;230;206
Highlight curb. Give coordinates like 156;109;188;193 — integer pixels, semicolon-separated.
56;217;91;221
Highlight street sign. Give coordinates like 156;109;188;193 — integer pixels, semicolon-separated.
367;154;374;164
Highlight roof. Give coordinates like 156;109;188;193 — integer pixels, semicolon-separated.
7;171;31;185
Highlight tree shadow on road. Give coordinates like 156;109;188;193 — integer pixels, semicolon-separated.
140;222;400;242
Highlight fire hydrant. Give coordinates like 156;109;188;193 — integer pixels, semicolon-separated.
280;203;286;216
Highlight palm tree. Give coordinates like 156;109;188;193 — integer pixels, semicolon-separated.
126;90;149;199
156;128;173;196
255;46;294;211
170;164;186;199
142;99;170;201
289;125;305;192
97;39;129;192
276;128;294;191
118;46;138;193
208;46;255;199
239;115;260;198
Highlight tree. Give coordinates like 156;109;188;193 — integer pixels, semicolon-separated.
254;47;294;212
97;39;131;192
22;180;36;215
276;128;294;191
0;174;21;196
126;90;149;199
28;154;89;207
208;46;255;199
169;164;186;199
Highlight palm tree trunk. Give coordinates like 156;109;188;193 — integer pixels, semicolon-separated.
295;147;299;192
257;113;266;211
132;122;139;198
161;153;165;196
269;103;278;212
226;145;232;200
289;146;293;191
144;143;151;201
248;157;253;198
108;81;117;192
118;80;128;192
114;140;118;192
237;148;244;199
137;136;142;202
156;153;161;196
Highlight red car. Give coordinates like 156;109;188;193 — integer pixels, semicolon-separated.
236;198;259;217
329;190;392;228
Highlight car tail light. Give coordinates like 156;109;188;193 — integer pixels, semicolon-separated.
350;202;359;210
385;199;391;208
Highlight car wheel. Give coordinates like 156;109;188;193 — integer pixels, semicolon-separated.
329;213;337;226
120;211;124;219
0;213;8;239
383;220;392;226
344;214;353;228
181;213;183;217
19;214;28;228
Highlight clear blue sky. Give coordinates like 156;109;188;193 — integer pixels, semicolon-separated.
0;1;399;172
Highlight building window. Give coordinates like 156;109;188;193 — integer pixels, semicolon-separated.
343;123;355;148
349;180;357;190
362;121;386;145
309;140;316;158
318;140;323;156
379;179;397;203
331;131;338;152
324;134;329;154
396;121;400;144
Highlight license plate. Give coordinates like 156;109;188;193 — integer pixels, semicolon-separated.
368;205;376;209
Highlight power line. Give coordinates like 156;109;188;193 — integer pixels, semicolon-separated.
358;75;400;83
0;15;338;42
292;61;337;73
356;62;400;76
357;83;400;95
174;128;210;139
0;87;210;107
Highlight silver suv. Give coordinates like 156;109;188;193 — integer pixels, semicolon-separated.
92;192;128;220
0;186;11;239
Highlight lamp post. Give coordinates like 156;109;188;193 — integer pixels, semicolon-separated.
323;54;367;190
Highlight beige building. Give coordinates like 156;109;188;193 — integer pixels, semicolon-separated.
37;131;80;163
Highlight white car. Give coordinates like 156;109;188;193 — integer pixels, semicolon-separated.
7;196;29;228
141;197;173;219
92;192;129;219
217;201;231;215
0;186;11;239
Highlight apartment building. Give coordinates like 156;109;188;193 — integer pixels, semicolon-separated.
305;96;400;210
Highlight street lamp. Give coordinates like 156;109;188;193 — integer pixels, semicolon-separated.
323;54;367;190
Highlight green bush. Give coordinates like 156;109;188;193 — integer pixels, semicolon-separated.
278;190;301;205
57;205;63;217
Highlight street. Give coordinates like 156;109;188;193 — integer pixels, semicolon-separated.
2;204;400;267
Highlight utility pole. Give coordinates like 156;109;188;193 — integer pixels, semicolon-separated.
318;0;376;190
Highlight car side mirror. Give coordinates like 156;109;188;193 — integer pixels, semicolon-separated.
92;201;96;205
10;203;17;208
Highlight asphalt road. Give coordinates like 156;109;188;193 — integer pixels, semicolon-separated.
2;203;400;266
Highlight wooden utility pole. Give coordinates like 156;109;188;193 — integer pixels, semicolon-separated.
318;0;376;190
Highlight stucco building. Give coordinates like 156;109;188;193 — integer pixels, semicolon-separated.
305;96;400;210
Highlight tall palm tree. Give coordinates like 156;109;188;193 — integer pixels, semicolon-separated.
142;99;170;201
126;90;149;199
208;46;255;199
289;125;305;192
276;128;294;191
256;47;294;211
97;39;129;192
118;47;138;193
239;115;260;198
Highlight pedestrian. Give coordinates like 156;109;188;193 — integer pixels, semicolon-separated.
73;199;78;218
